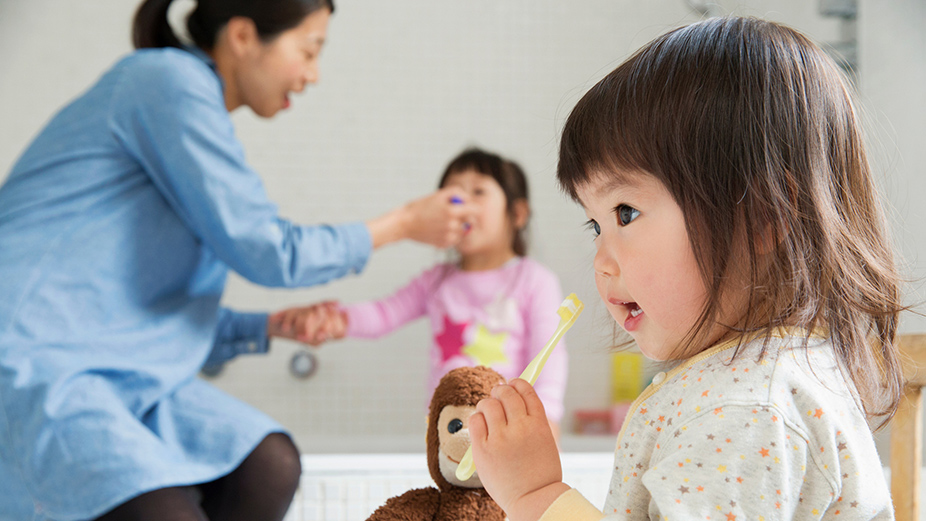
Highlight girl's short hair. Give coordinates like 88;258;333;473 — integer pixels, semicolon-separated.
133;0;335;50
557;16;904;424
439;148;530;256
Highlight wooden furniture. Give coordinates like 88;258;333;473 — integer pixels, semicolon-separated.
893;333;926;521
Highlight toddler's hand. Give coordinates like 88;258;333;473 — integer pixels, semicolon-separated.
469;378;570;521
268;301;347;346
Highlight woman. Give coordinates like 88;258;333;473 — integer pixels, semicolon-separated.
0;0;472;519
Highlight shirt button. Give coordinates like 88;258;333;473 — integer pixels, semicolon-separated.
652;372;667;385
247;342;258;352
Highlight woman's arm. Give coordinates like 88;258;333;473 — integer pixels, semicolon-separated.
202;307;270;369
108;51;473;288
366;187;473;249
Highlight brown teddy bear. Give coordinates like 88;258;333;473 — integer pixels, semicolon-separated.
366;366;507;521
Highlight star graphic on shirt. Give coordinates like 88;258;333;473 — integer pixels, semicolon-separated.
462;325;509;366
435;316;469;362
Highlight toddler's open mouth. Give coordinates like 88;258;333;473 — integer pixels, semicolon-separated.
609;298;644;330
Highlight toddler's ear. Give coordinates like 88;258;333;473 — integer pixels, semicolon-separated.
511;199;530;230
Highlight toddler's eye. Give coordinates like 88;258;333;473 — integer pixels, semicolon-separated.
585;220;601;237
616;205;640;226
447;419;463;434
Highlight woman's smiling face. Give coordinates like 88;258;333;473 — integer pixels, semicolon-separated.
576;171;709;361
231;8;330;118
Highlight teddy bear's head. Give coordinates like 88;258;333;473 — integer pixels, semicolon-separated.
426;365;505;491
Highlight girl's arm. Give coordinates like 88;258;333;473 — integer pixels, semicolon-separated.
340;267;437;339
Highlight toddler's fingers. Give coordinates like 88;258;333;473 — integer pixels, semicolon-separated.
491;384;528;421
508;378;547;418
475;396;507;431
469;411;487;443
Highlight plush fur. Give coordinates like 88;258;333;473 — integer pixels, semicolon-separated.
366;366;507;521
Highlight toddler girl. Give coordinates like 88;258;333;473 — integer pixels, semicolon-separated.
469;17;904;521
271;148;569;433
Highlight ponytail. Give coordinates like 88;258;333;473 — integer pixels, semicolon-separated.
132;0;182;49
132;0;335;51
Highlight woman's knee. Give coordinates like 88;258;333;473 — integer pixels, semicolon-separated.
244;433;302;491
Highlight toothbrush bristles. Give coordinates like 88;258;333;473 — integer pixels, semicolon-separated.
557;293;584;320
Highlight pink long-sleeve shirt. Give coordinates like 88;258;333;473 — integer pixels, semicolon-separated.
343;257;568;422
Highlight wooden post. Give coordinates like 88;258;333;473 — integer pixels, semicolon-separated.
892;385;923;521
892;334;926;521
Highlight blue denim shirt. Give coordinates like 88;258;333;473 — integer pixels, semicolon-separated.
0;46;371;520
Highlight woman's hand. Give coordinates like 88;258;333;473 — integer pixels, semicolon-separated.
367;187;474;249
267;301;347;346
469;378;571;521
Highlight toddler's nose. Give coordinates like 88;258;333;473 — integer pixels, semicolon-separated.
593;246;619;278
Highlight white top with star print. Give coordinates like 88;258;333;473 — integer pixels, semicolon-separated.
541;333;892;521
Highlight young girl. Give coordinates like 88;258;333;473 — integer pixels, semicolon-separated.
468;17;904;521
0;0;474;520
271;148;569;434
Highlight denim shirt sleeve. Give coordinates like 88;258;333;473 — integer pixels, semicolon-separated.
203;307;271;368
105;50;371;288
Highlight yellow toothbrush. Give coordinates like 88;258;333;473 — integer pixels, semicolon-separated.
455;293;584;481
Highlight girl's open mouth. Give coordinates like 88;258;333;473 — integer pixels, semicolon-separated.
619;301;644;331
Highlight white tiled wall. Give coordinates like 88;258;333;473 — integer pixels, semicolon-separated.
1;0;923;462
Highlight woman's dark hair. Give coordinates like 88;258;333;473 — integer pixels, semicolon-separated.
439;148;531;256
132;0;335;50
557;16;905;425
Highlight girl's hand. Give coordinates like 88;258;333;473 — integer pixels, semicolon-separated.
469;378;571;521
367;187;475;249
267;301;347;346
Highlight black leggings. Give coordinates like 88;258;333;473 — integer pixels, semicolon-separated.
94;433;301;521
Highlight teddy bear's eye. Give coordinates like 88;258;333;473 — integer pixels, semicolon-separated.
447;418;463;434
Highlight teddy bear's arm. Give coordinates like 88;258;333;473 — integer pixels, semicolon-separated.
436;488;506;521
366;487;441;521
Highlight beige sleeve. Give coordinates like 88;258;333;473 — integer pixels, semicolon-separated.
538;488;606;521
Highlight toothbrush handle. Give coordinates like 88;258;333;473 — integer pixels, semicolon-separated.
455;447;476;481
519;321;568;385
454;321;570;482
